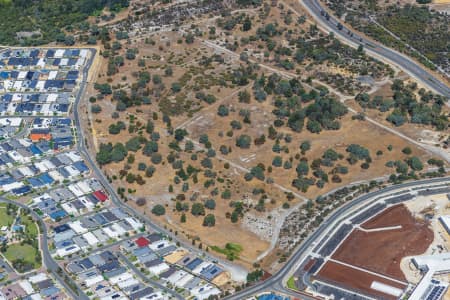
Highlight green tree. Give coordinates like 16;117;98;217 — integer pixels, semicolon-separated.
242;17;252;31
151;204;166;216
191;203;205;216
236;135;252;148
203;214;216;227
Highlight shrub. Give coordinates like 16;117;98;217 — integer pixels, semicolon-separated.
236;135;252;148
191;203;205;216
151;204;166;216
203;214;216;227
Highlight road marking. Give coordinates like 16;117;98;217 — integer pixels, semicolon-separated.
328;258;408;285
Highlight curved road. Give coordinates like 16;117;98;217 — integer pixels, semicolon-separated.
301;0;450;98
73;49;247;296
0;197;88;300
225;176;450;299
72;12;450;296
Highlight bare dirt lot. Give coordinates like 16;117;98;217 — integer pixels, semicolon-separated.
362;204;421;229
316;261;407;300
332;204;433;281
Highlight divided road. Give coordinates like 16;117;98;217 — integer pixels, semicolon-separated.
301;0;450;98
225;176;450;299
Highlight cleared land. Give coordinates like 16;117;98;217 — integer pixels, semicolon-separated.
332;204;433;280
87;0;446;270
317;261;407;300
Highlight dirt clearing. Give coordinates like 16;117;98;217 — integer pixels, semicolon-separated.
317;261;407;300
332;204;433;281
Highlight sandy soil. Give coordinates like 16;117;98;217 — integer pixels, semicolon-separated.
362;204;420;229
86;0;441;271
333;204;433;281
316;261;407;300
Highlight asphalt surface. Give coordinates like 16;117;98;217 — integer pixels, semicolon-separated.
224;176;450;299
66;9;450;296
117;252;184;300
0;197;88;300
73;49;247;284
301;0;450;98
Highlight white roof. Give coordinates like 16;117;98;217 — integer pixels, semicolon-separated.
47;94;58;102
0;118;22;127
149;241;170;251
413;252;450;272
69;220;88;234
28;273;48;284
18;139;31;147
18;71;27;80
60;58;69;66
8;151;24;162
18;166;34;177
191;283;221;300
148;262;170;275
35;161;50;173
55;49;65;58
410;252;450;300
32;194;51;204
48;71;58;80
1;182;24;192
370;281;403;297
48;170;64;182
111;223;126;235
76;181;92;194
103;225;120;238
65;165;80;177
192;261;213;275
85;275;104;287
61;202;77;215
18;280;34;294
37;58;45;68
117;278;139;289
42;160;56;170
13;81;23;89
68;184;84;197
79;196;94;209
125;217;142;231
66;151;82;162
109;272;133;285
82;232;99;246
29;294;43;300
36;81;45;91
56;245;81;257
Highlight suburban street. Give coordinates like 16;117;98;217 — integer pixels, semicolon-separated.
70;2;450;297
8;0;446;297
0;196;88;300
72;49;249;281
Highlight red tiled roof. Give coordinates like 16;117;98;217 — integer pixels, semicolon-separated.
92;190;108;202
135;237;150;248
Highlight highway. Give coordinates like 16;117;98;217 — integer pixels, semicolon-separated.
301;0;450;98
225;176;450;299
65;5;450;295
